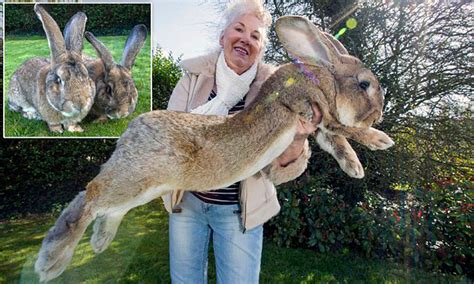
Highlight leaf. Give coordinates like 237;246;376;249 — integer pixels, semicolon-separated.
455;264;462;274
318;243;325;253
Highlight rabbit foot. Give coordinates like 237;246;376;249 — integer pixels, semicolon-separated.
90;231;114;253
35;241;74;282
340;158;364;179
93;115;109;123
365;129;395;150
48;124;64;133
90;212;125;253
22;108;42;120
66;124;84;132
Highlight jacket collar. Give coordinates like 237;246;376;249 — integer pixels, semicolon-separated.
180;50;220;77
180;50;276;107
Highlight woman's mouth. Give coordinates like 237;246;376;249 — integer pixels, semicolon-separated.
234;46;249;56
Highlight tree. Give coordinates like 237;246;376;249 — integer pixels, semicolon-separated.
263;0;472;189
152;47;182;110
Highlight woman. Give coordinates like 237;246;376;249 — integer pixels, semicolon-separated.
163;1;321;283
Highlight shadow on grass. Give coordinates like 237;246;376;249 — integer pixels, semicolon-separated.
1;202;169;283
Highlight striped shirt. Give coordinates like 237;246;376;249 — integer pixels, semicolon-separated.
192;90;246;205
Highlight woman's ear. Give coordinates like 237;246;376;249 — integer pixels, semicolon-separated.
219;33;224;48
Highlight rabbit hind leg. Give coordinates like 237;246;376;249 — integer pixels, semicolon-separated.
8;76;42;120
89;180;173;253
90;210;128;253
35;191;97;282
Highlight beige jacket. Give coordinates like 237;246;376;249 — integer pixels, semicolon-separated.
162;51;311;230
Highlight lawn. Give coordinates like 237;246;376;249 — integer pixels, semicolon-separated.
3;35;151;138
0;202;469;283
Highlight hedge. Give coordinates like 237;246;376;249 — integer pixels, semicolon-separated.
0;139;116;218
5;4;150;36
266;175;473;277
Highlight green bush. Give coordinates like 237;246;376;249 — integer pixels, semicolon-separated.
266;175;355;251
267;177;473;276
0;140;116;219
152;47;182;110
5;4;150;36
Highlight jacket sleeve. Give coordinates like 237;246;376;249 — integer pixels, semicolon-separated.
262;139;311;186
167;72;192;112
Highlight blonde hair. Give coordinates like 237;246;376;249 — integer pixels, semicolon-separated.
219;0;272;49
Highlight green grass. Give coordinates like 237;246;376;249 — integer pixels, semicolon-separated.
3;35;151;138
0;202;469;283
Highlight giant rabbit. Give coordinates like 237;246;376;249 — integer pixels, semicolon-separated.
35;16;394;281
84;25;148;122
8;4;95;133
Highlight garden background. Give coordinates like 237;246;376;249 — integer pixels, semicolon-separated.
1;0;473;283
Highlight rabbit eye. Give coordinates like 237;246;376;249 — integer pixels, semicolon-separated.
106;86;112;94
359;81;370;91
55;76;62;85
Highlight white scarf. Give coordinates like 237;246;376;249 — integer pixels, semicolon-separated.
191;51;258;115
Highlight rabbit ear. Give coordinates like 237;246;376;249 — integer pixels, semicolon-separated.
275;16;341;67
85;31;116;71
121;25;147;70
34;4;66;62
64;11;87;54
322;32;349;55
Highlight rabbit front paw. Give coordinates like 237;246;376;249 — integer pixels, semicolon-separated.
66;124;84;132
340;157;365;179
367;130;395;150
364;128;395;150
93;115;109;123
48;124;64;133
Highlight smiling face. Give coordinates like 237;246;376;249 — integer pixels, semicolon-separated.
220;13;265;75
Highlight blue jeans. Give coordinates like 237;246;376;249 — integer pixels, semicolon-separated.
169;192;263;284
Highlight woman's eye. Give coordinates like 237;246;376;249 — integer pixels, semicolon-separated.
235;27;243;32
252;34;260;40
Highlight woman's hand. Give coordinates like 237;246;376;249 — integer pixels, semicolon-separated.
277;103;322;167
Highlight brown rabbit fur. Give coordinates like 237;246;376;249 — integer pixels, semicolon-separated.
7;4;95;133
35;16;393;281
84;25;148;121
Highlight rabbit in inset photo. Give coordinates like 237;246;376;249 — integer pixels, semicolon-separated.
35;16;393;281
7;4;95;133
84;25;148;122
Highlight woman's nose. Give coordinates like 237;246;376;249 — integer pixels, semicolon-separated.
240;33;251;44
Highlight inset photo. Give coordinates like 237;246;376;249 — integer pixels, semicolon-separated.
3;3;151;138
